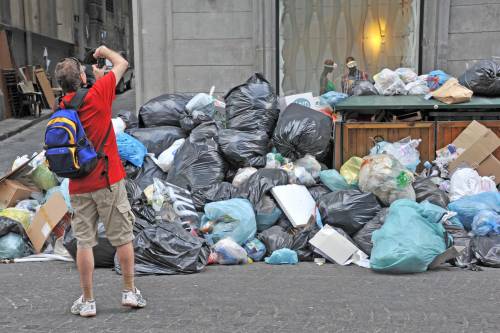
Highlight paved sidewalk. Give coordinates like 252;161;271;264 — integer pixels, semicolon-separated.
0;109;51;141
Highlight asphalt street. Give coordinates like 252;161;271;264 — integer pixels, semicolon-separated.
1;261;499;333
1;88;499;333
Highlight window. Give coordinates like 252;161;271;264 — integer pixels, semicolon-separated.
106;0;114;13
279;0;421;95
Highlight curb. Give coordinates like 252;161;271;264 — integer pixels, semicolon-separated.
0;113;51;142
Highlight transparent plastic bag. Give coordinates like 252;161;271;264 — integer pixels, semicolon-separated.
112;117;126;134
243;238;266;262
395;68;418;84
294;154;321;180
340;156;363;185
15;200;40;213
0;232;30;259
213;238;249;265
370;137;421;172
374;69;408;96
449;168;483;202
358;154;416;206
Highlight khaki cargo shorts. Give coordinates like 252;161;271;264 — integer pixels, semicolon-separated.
70;179;135;248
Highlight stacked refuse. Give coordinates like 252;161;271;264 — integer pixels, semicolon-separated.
1;72;499;276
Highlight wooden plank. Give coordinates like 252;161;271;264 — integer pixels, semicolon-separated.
334;122;342;169
342;122;435;171
0;30;14;118
35;68;55;109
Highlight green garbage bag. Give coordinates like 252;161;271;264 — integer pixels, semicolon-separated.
370;200;451;273
31;164;59;190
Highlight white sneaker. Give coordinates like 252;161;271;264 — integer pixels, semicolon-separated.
71;296;96;317
122;288;147;308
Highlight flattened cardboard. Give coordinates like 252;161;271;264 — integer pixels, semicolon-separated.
448;130;500;173
271;184;316;228
476;154;500;185
0;179;36;209
451;121;490;151
27;192;68;253
309;225;361;265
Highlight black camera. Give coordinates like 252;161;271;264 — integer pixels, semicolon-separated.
97;57;106;69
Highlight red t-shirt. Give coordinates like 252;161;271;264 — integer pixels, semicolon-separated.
60;72;125;194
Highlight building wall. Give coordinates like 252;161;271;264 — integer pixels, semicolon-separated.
422;0;500;77
132;0;276;109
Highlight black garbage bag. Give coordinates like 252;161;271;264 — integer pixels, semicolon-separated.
472;235;500;268
459;60;500;96
133;217;156;236
117;110;139;129
257;225;293;256
308;185;331;202
0;217;26;237
63;224;116;268
352;208;388;255
133;155;168;191
254;195;283;232
153;179;199;233
127;126;186;157
239;169;289;205
447;228;476;268
166;137;227;191
352;80;378;96
218;129;269;168
413;177;449;208
115;222;210;275
225;73;279;136
290;221;320;262
189;121;220;144
132;202;157;225
125;179;143;204
191;182;239;211
123;161;141;179
272;103;332;161
318;190;381;235
138;93;193;128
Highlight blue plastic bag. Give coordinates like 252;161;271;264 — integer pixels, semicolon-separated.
319;169;351;192
448;192;500;230
201;198;257;245
370;200;450;273
319;91;348;107
116;132;148;167
264;248;298;265
471;210;500;236
0;232;30;259
243;238;267;262
426;70;451;91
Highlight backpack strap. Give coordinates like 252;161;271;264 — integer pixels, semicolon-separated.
63;88;89;110
97;124;113;191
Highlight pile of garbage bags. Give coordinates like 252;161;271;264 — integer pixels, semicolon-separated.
2;71;500;278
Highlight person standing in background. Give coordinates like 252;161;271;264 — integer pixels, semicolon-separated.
341;56;369;95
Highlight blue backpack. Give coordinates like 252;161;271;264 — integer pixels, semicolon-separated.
44;89;112;185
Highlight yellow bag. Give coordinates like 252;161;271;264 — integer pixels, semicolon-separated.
30;164;59;191
0;208;34;230
340;156;364;185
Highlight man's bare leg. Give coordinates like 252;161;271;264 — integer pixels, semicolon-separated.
76;248;95;301
116;242;135;291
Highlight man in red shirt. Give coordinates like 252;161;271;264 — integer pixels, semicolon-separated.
54;46;146;317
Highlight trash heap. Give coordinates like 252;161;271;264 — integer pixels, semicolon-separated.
1;73;499;275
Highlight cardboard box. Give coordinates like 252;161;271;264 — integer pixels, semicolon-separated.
0;179;36;209
442;121;500;184
27;192;68;253
271;184;316;228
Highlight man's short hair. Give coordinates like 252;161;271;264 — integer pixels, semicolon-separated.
346;56;355;64
55;58;84;93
